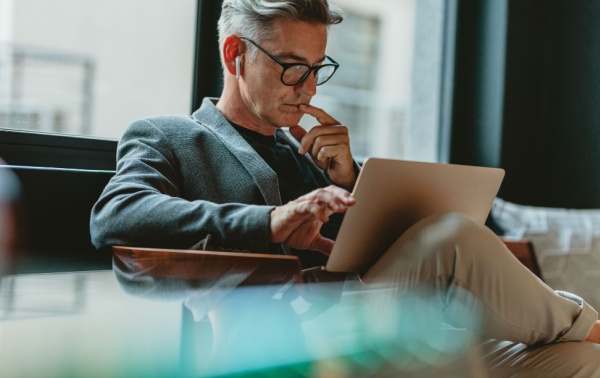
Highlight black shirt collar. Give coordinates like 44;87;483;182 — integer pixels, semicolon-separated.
230;122;277;147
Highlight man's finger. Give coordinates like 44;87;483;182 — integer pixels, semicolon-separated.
299;104;340;126
309;132;349;157
298;125;348;155
299;185;353;204
294;187;354;217
310;235;335;255
289;125;307;143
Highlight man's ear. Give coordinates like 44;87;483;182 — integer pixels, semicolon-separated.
222;35;244;78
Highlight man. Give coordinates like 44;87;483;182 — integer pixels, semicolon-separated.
91;0;600;375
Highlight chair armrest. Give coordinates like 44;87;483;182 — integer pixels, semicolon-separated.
501;238;543;281
112;246;303;286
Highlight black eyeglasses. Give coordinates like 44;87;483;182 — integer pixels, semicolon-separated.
239;36;339;86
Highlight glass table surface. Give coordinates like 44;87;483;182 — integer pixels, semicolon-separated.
0;251;481;378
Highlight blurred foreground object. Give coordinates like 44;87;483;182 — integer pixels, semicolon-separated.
114;247;485;377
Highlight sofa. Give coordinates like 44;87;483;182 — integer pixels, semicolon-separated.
0;165;114;273
0;155;545;282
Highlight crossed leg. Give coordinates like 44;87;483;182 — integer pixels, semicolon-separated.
360;212;600;375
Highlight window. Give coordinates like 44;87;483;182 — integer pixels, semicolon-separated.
0;0;197;139
301;0;446;162
1;0;448;163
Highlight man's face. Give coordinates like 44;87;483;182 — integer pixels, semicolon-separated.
239;20;328;130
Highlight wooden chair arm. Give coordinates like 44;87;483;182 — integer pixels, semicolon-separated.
113;238;544;287
112;246;303;286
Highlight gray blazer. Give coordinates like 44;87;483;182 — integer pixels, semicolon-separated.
90;98;333;253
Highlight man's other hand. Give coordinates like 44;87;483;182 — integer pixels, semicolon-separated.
289;104;357;191
270;186;355;255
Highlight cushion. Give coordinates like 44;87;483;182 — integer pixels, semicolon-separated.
492;197;600;310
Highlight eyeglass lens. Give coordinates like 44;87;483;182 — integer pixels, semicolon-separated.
283;64;336;86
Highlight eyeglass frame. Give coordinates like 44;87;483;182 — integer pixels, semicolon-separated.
239;36;339;86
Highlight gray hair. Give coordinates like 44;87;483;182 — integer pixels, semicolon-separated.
218;0;344;61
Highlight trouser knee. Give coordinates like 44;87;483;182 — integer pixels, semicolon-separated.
427;212;479;233
365;212;493;283
397;211;503;275
413;212;481;252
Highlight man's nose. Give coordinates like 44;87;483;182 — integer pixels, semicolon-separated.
296;72;317;97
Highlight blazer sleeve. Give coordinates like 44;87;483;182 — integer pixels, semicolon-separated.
89;119;275;253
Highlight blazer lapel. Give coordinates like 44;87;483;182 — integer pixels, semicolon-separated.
192;98;282;206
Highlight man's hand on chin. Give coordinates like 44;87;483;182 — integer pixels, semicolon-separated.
270;186;356;255
289;104;357;191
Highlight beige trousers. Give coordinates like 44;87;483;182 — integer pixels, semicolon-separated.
361;212;600;377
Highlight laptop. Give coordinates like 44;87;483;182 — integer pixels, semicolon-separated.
325;158;505;273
